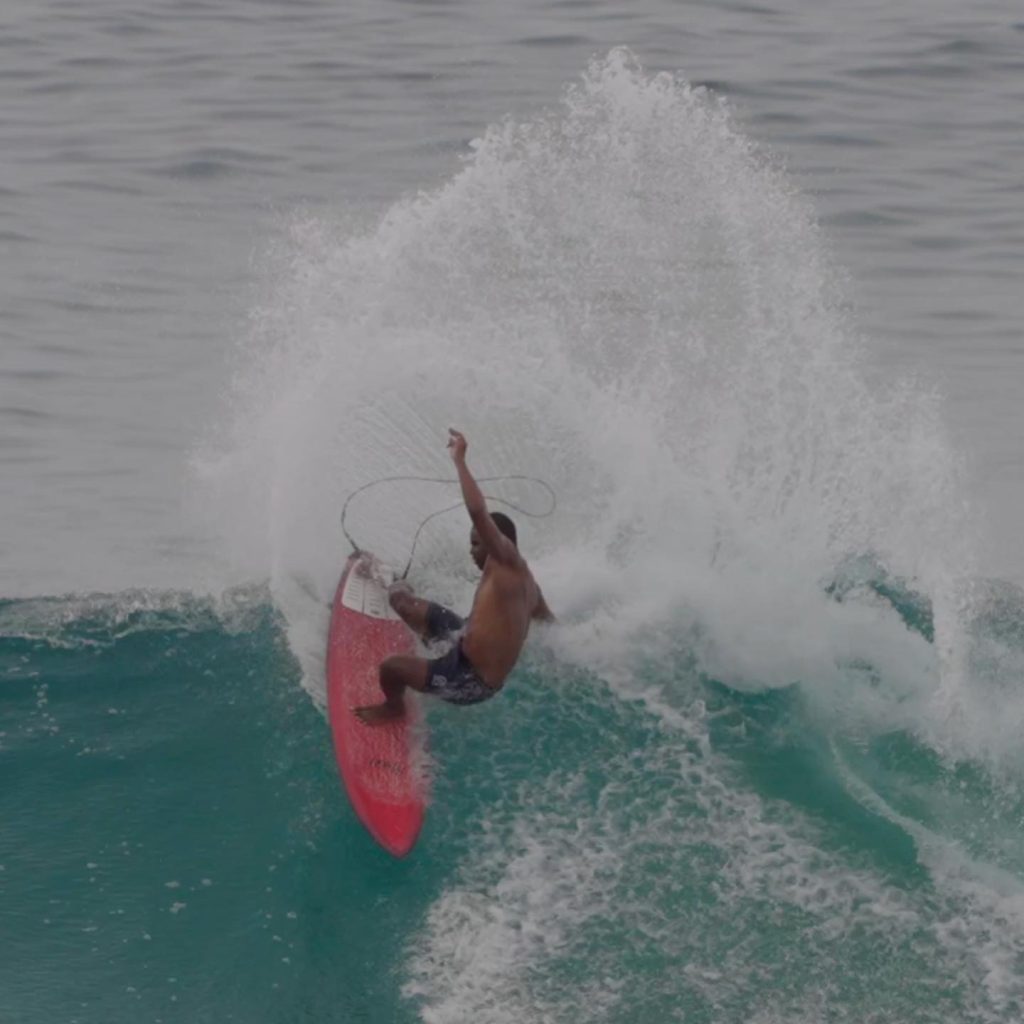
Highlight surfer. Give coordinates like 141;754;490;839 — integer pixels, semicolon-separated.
354;429;554;725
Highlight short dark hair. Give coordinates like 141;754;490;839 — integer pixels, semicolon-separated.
490;512;517;547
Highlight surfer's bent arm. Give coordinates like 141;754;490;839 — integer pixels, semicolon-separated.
448;429;517;565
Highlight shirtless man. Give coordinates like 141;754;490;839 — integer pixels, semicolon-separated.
354;429;553;725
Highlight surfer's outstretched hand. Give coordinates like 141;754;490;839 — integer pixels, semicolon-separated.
447;428;467;462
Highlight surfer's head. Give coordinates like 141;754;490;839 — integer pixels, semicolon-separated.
491;513;517;546
470;513;517;568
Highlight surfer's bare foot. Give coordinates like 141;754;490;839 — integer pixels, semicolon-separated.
354;702;404;726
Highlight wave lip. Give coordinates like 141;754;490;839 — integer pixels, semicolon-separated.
0;585;272;650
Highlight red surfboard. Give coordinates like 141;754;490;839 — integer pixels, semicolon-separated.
326;552;425;856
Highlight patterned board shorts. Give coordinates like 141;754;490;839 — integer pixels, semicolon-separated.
422;603;497;706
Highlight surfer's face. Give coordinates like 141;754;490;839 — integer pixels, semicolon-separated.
470;527;486;569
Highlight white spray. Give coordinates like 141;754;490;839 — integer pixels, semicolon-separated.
200;50;984;760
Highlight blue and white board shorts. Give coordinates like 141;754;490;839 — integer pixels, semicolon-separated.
422;603;497;706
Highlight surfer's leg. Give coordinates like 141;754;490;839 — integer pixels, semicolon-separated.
387;584;434;641
354;655;429;725
389;586;464;644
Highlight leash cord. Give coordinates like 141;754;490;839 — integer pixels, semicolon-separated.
340;474;557;579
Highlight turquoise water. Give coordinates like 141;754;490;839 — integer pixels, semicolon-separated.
5;4;1024;1021
0;593;421;1022
4;577;1024;1022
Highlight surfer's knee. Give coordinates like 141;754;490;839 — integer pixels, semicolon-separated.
388;587;414;616
389;583;428;628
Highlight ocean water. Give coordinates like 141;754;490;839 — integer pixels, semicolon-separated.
3;3;1024;1022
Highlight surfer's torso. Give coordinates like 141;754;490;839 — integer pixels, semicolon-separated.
462;555;540;688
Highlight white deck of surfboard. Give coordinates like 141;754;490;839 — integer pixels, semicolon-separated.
341;563;402;620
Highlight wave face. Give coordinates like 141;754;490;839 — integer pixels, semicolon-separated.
11;50;1014;1023
4;581;1024;1023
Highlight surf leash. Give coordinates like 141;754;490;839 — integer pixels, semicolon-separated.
340;474;557;579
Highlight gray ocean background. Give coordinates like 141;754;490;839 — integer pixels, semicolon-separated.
3;0;1023;594
3;2;1024;1023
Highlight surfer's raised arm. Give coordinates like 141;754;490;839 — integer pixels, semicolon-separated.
447;428;518;566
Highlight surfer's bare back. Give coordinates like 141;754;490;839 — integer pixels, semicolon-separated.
354;429;553;725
